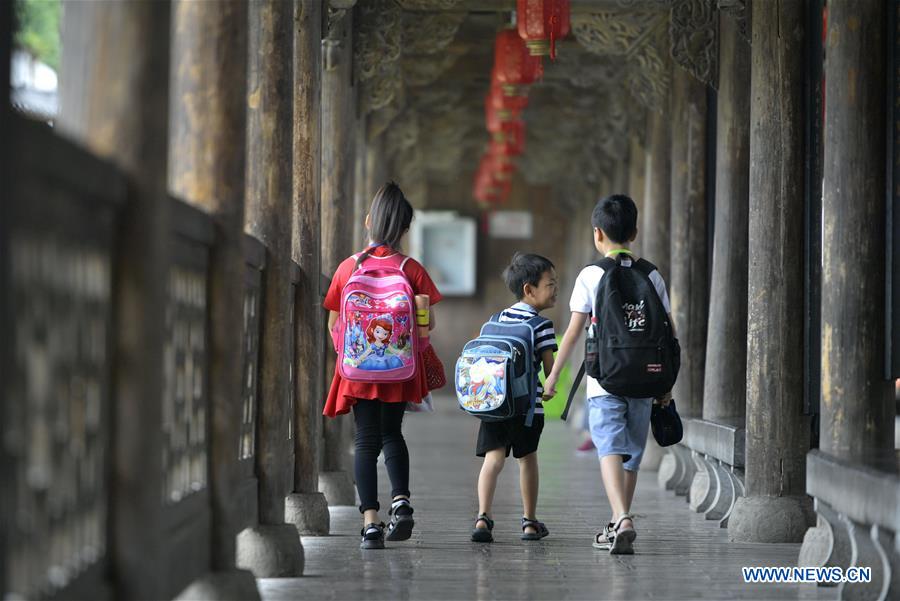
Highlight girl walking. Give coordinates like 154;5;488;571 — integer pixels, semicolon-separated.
323;182;441;549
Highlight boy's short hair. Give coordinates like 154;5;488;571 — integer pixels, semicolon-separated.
503;252;555;299
591;194;638;243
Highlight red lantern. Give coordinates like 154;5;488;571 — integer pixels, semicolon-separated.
517;0;570;60
485;82;527;132
486;143;516;181
493;29;543;96
492;119;525;156
474;156;511;204
488;79;529;113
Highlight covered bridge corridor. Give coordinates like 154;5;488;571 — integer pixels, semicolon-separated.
2;1;899;600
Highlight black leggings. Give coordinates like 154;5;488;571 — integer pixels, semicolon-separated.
352;399;410;513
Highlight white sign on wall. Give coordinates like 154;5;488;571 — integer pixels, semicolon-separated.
409;211;477;296
488;210;533;239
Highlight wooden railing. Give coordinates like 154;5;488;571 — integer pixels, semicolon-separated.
4;116;124;599
1;116;295;598
236;234;265;526
288;262;301;446
159;197;215;594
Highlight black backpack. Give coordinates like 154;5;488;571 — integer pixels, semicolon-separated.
562;254;680;419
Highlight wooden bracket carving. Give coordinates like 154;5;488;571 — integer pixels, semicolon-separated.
670;0;719;88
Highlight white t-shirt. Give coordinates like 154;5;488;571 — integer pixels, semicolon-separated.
569;262;672;399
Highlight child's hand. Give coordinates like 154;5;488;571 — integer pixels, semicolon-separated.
655;391;672;407
543;374;558;400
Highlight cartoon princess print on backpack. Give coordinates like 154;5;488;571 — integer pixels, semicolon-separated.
338;260;418;382
352;315;409;371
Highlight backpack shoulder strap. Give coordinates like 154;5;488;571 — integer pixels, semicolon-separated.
593;257;616;271
633;258;658;278
524;313;548;329
560;361;586;422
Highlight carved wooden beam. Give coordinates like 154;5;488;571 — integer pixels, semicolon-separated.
718;0;750;44
670;0;719;88
355;0;403;112
397;0;464;9
405;0;670;12
355;0;401;82
402;11;466;54
402;53;462;87
323;5;351;71
571;11;670;110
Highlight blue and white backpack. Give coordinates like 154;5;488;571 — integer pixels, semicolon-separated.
454;313;547;426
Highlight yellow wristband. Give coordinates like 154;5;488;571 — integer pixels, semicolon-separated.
416;309;429;326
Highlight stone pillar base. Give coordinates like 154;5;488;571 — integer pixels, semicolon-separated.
319;470;356;506
236;524;304;577
285;491;330;535
175;569;260;601
728;495;814;543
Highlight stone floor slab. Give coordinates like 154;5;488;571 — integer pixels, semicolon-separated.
260;400;837;600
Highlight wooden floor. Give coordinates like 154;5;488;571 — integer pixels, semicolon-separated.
259;398;836;601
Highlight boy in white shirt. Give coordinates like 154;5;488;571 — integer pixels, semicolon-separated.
543;194;673;555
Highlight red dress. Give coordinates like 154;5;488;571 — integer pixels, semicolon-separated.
323;246;443;417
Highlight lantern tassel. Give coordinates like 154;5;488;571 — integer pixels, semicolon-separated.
550;14;558;60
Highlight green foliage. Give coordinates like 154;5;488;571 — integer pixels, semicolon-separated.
540;336;574;419
14;0;61;71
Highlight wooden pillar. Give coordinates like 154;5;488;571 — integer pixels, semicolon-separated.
702;14;750;425
612;155;629;195
628;137;647;258
166;3;260;597
353;119;369;250
365;135;388;205
57;2;170;598
637;118;666;466
319;12;357;507
237;0;303;577
820;0;893;465
0;2;11;597
643;100;671;282
285;0;331;537
729;0;812;543
668;66;708;419
796;4;896;586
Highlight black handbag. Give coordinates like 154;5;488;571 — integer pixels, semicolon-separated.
650;398;683;447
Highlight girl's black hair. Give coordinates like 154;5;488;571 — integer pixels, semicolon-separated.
354;181;414;270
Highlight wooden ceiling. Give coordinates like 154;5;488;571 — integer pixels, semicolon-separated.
341;0;728;206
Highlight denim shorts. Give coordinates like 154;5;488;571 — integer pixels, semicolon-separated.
588;395;653;471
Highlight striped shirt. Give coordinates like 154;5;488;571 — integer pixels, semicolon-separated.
497;302;558;414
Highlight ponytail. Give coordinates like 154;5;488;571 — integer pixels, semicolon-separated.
353;243;384;272
354;181;414;271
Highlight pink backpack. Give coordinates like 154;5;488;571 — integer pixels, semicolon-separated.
338;252;418;382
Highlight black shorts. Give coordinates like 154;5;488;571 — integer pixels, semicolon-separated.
475;414;544;458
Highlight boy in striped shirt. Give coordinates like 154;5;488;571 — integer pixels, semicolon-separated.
471;253;558;543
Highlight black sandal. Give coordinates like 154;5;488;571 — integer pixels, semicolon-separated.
386;498;415;542
521;517;550;541
471;513;494;543
360;522;386;550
